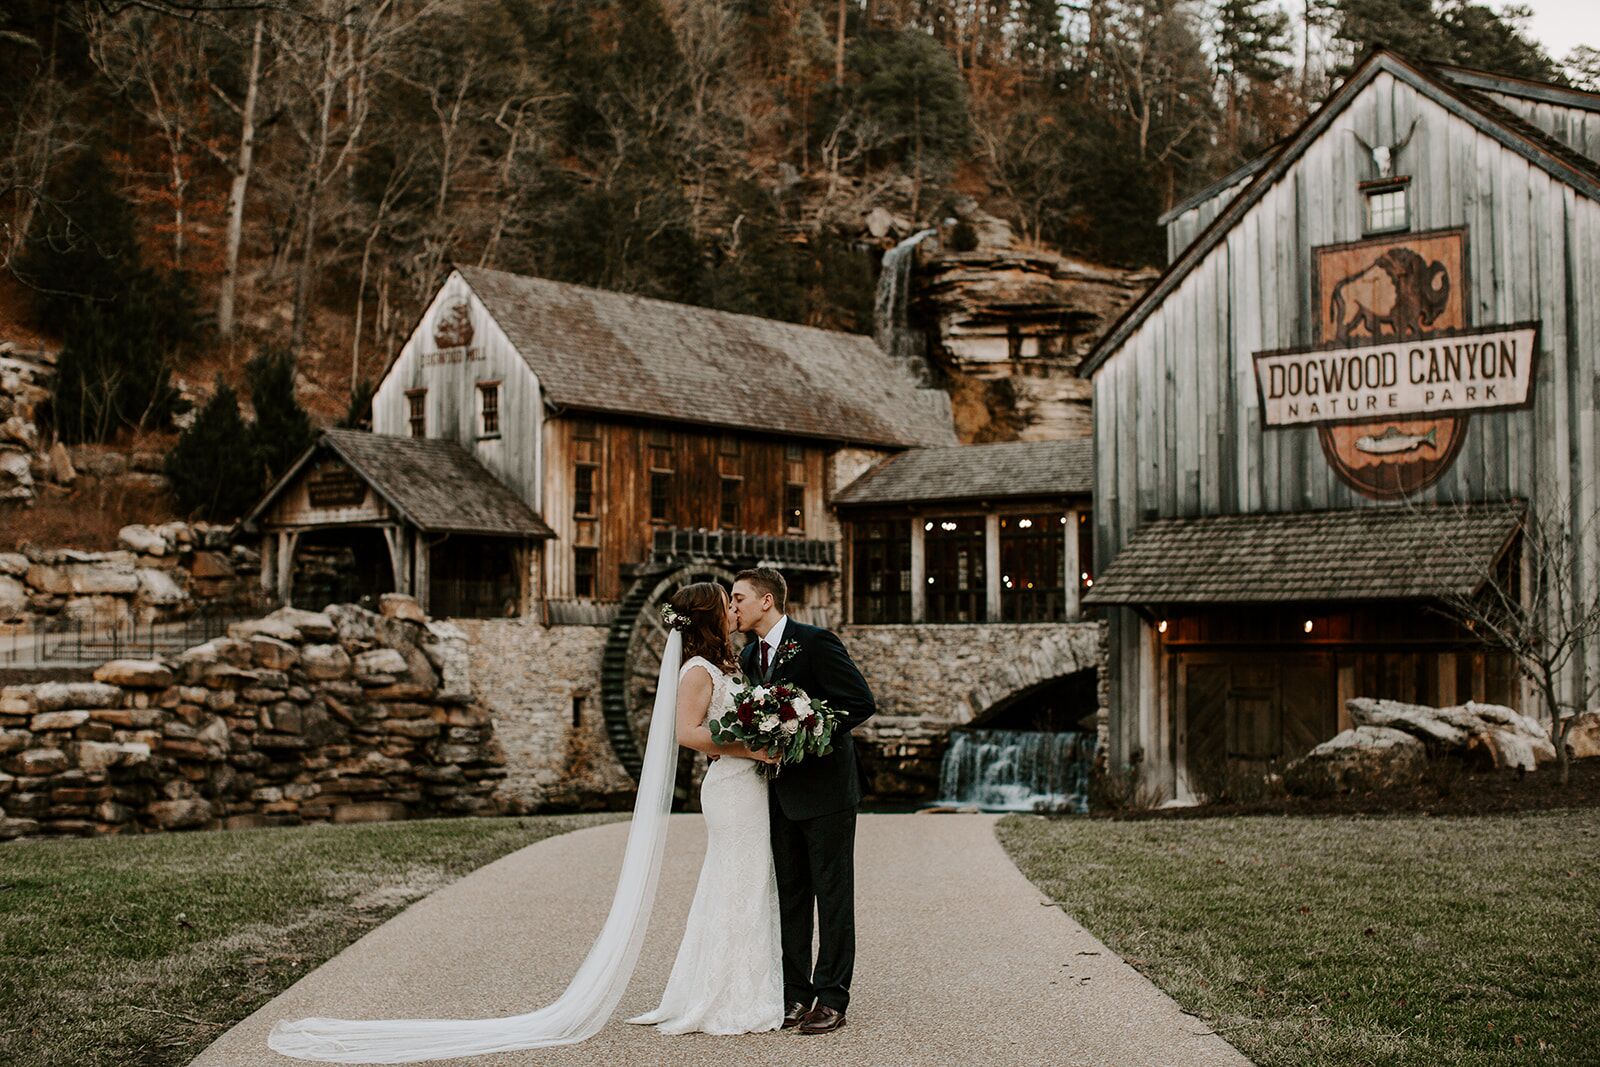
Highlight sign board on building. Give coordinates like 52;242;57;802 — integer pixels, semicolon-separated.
307;460;367;508
1251;226;1540;498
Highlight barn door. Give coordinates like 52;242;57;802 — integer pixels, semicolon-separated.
1181;654;1336;799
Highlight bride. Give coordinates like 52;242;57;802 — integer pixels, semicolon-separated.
267;582;781;1062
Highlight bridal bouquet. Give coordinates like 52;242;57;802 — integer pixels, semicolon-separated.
710;680;841;777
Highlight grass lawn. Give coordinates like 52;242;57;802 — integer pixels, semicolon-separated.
999;810;1599;1066
0;813;623;1067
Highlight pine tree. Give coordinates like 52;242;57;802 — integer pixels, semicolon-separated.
165;379;261;521
245;348;314;488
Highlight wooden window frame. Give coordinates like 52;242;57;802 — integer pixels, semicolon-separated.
476;380;501;439
573;417;600;441
573;463;598;518
718;433;740;457
1361;176;1410;236
405;388;427;438
573;545;598;599
998;512;1067;623
719;475;743;529
849;517;912;624
649;470;673;524
784;483;805;534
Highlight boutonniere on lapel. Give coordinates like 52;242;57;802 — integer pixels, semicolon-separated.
772;638;802;673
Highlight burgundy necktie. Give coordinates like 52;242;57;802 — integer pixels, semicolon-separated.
760;640;770;676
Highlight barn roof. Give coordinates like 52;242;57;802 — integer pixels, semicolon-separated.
1083;48;1600;379
1083;502;1522;606
833;439;1093;506
456;266;956;450
246;428;556;538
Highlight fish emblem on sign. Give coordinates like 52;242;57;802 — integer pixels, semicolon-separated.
1312;228;1469;498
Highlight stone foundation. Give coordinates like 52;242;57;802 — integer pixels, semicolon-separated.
0;597;504;840
454;619;633;813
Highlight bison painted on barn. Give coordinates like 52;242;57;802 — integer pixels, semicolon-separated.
1329;247;1451;340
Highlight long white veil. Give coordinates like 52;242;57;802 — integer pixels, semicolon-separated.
267;631;684;1063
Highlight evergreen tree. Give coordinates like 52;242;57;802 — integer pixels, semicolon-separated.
340;379;377;431
165;379;261;522
1330;0;1557;80
13;149;140;324
245;347;315;488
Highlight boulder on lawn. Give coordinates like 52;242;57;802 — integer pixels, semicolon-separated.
1284;726;1428;796
1562;711;1600;760
1347;697;1557;772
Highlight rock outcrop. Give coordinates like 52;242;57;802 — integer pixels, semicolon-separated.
0;596;504;840
1285;697;1559;796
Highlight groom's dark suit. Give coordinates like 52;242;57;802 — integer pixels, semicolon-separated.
741;618;875;1015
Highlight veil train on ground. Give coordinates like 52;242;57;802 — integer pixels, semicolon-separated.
266;631;684;1063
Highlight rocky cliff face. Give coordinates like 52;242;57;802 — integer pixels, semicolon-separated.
906;224;1156;442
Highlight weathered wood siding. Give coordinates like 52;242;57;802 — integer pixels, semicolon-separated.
541;415;832;600
1165;173;1256;264
372;270;544;505
1095;70;1600;785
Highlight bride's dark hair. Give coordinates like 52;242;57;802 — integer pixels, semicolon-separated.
669;582;737;673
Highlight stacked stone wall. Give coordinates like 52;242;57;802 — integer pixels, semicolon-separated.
0;597;504;840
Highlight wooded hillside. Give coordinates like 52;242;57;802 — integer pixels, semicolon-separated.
0;0;1572;439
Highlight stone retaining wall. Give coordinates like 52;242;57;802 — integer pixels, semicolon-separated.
0;597;504;840
0;523;259;626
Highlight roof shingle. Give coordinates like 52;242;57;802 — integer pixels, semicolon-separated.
250;429;555;538
1084;503;1522;606
833;439;1093;506
457;267;955;450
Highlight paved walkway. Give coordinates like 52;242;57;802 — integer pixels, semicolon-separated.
194;814;1249;1067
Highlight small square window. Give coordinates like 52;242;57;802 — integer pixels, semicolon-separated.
650;427;672;447
718;433;740;456
1364;185;1409;234
650;471;672;523
720;477;742;528
573;418;599;440
785;442;803;461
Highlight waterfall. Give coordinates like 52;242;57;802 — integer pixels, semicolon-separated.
936;729;1099;814
873;228;937;383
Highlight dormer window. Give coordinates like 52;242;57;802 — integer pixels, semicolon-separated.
1362;177;1410;235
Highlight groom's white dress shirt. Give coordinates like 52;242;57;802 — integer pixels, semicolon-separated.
761;615;789;677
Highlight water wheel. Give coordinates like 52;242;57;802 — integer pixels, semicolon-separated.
600;564;738;804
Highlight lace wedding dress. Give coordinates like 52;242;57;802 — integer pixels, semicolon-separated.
626;656;784;1036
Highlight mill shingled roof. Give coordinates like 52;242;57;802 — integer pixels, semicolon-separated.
457;266;956;450
833;439;1094;506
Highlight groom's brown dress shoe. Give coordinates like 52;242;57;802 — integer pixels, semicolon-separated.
781;1001;811;1030
797;1005;847;1035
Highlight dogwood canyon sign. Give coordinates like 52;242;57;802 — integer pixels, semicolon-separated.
1251;227;1539;498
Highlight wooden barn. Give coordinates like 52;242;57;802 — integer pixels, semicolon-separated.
250;266;954;623
1082;49;1600;801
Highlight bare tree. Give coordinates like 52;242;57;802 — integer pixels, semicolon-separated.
216;14;264;336
1427;491;1600;786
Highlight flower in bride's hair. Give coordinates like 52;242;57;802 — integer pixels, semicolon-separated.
660;604;691;632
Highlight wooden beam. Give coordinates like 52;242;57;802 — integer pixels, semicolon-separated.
1064;507;1083;621
984;514;1001;623
415;530;431;614
910;517;926;623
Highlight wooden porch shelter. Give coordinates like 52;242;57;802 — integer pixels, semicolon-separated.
244;429;555;617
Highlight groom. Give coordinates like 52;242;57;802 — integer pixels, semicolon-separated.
731;567;876;1037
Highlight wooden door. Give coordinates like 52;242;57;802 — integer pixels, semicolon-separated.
1180;653;1335;797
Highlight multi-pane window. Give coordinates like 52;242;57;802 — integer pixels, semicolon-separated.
718;433;740;456
924;516;986;623
785;483;805;533
649;471;672;523
1364;182;1409;234
477;381;500;437
785;442;803;461
573;464;597;517
850;520;911;623
999;513;1067;623
573;547;598;598
405;389;426;437
720;477;742;528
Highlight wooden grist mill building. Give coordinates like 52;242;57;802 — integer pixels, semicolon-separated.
1082;49;1600;802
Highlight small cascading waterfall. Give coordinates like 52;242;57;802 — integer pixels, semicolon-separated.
873;227;937;383
936;729;1099;813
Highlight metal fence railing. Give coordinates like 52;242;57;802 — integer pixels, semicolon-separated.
0;601;274;668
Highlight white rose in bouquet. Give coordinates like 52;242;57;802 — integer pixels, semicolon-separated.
781;717;801;735
809;717;825;736
759;714;781;733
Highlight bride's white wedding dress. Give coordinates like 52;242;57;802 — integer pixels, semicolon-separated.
626;656;783;1035
265;631;781;1063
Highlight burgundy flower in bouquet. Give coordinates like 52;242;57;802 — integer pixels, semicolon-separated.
710;679;841;778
